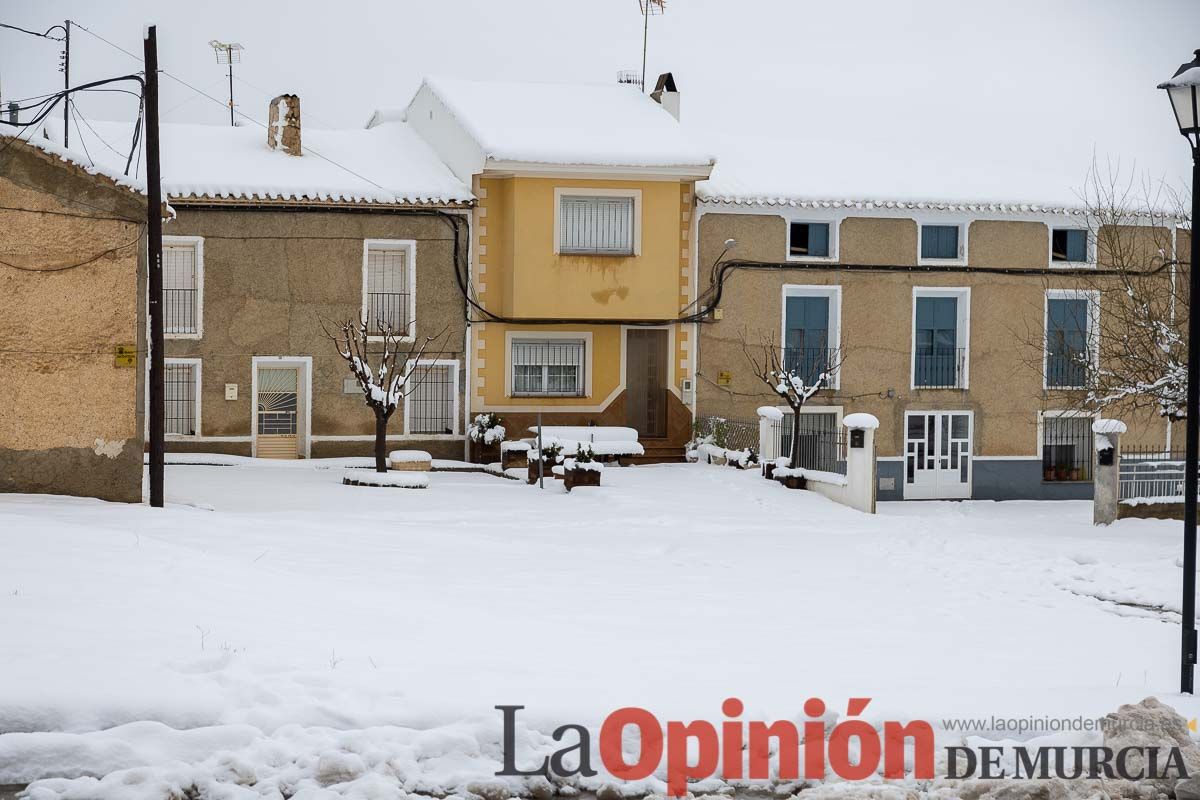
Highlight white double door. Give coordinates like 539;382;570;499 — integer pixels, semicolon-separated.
904;411;973;499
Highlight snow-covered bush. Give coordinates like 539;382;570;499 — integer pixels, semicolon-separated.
533;441;563;464
468;412;506;445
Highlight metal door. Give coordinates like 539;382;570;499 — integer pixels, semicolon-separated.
256;367;299;459
904;411;972;499
625;329;669;438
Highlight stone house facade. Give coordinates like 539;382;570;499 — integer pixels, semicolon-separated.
693;202;1185;501
0;136;147;501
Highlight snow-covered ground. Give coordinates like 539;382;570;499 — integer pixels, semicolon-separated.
0;461;1196;794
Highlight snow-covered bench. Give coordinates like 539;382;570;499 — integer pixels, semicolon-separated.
523;426;644;460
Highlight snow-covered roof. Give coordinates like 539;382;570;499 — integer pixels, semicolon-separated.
46;118;473;206
696;133;1098;216
1;130;147;195
401;76;715;172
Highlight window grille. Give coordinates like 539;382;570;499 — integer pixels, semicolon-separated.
1041;415;1093;482
165;362;197;436
511;339;586;396
559;196;634;255
163;244;198;334
365;247;411;336
408;363;457;435
776;411;845;474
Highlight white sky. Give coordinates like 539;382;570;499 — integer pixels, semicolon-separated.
1;0;1197;201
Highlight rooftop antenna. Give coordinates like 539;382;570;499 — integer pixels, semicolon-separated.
208;39;243;126
638;0;665;92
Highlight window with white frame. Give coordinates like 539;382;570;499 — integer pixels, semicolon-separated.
919;224;963;261
363;242;414;338
781;285;841;388
1045;290;1097;389
912;288;970;389
1051;228;1090;264
788;221;832;258
164;360;199;436
1040;412;1095;482
406;361;458;435
511;339;586;397
163;238;201;336
558;194;635;255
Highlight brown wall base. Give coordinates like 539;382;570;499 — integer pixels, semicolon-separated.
1118;502;1184;521
0;445;143;503
162;439;466;460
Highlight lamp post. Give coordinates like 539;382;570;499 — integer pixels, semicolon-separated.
1160;49;1200;694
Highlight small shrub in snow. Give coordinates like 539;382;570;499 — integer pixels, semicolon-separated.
532;441;563;464
468;413;506;446
566;445;603;472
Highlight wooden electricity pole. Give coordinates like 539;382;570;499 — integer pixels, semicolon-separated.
144;25;165;507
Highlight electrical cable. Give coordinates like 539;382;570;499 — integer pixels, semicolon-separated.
0;22;65;41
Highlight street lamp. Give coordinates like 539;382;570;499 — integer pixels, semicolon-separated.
1159;49;1200;694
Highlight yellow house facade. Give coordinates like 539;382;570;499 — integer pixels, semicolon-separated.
396;76;713;457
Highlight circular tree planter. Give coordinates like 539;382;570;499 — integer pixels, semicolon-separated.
342;468;429;489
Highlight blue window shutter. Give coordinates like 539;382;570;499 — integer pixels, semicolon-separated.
1066;230;1087;262
785;295;829;349
922;225;959;259
809;224;829;257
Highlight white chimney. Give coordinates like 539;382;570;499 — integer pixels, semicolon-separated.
650;72;680;121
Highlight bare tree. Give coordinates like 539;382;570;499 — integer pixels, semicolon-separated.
1021;160;1190;420
742;333;841;469
323;317;448;472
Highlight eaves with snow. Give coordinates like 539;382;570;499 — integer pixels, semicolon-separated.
2;130;147;196
694;132;1186;220
49;117;473;207
374;76;716;183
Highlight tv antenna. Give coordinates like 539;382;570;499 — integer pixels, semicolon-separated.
638;0;665;92
208;40;243;126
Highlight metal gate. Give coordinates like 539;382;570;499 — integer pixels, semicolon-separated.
904;411;972;499
256;367;299;459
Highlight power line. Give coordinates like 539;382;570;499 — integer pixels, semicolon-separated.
71;21;400;198
0;21;66;41
0;226;144;272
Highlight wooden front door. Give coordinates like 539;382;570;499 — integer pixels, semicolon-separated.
626;329;668;438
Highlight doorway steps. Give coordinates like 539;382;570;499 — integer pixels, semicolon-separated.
622;440;687;465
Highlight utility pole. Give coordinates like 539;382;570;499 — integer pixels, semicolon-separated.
62;19;70;147
145;24;165;508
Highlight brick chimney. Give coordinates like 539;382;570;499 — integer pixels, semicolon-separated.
267;94;301;156
650;73;680;121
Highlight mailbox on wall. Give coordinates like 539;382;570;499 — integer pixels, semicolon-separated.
850;428;865;449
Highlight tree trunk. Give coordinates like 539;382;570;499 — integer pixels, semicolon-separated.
789;403;803;469
374;413;389;473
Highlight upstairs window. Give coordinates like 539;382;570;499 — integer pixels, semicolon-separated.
913;292;967;388
1052;228;1089;263
920;224;961;260
784;294;831;385
788;222;831;258
558;195;635;255
162;238;201;336
511;338;586;397
1045;295;1093;389
363;241;415;339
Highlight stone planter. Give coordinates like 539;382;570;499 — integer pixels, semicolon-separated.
564;468;601;491
777;474;807;490
762;462;777;480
